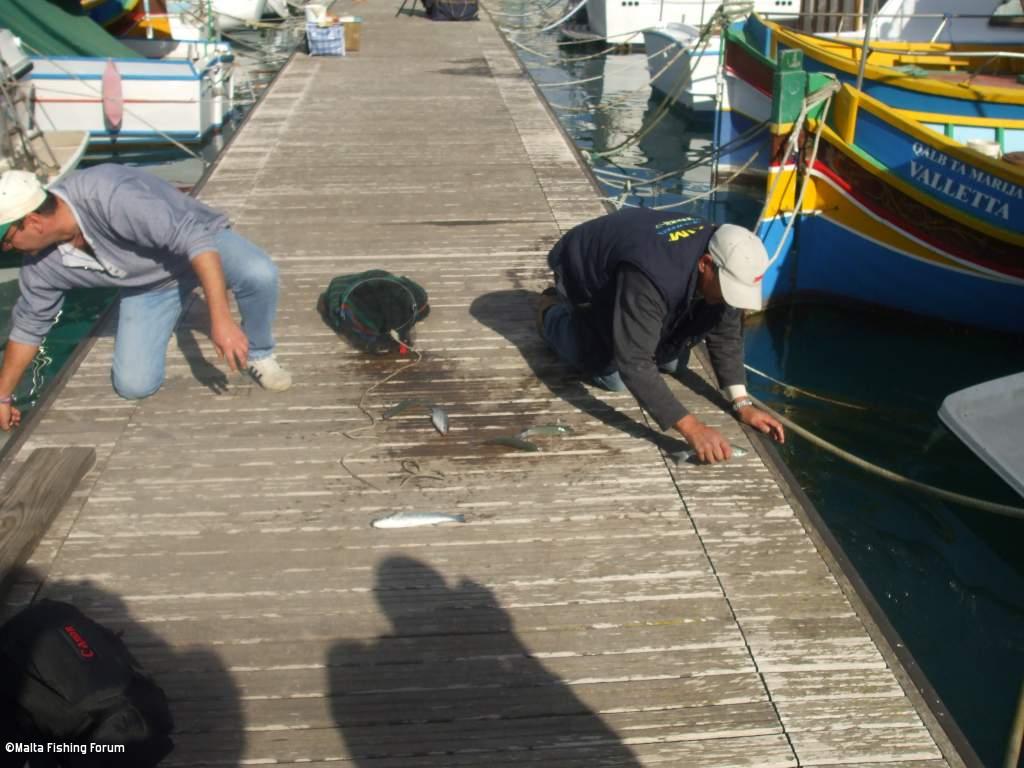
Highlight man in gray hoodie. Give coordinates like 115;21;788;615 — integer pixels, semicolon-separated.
0;165;291;431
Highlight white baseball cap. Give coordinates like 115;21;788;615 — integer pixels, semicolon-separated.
0;170;47;241
707;224;768;311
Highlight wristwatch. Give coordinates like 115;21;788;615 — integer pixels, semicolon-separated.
731;397;753;413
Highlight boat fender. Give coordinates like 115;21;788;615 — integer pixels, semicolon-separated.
102;58;124;133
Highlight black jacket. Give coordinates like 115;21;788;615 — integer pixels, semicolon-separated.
549;209;746;430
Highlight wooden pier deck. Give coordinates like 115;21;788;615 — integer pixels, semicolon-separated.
1;3;968;766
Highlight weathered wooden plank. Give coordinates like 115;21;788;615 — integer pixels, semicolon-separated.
0;447;95;591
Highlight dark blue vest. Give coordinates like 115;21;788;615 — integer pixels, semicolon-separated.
548;210;720;362
550;208;715;312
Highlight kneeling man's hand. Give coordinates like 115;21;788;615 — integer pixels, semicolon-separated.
0;403;21;431
211;318;249;372
676;414;732;463
736;404;785;444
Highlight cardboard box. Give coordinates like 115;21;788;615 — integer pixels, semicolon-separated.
338;16;362;52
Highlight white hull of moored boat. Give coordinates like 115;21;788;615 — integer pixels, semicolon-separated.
642;22;722;111
28;53;235;146
213;0;270;30
583;0;796;45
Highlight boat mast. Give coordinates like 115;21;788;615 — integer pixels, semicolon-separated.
854;0;876;92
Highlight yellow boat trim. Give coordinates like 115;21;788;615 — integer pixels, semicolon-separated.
850;86;1024;184
895;109;1024;130
760;15;1024;105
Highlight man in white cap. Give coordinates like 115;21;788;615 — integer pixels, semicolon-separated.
538;208;784;463
0;165;291;431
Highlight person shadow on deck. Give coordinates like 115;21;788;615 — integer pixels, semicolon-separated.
0;572;245;767
327;556;644;766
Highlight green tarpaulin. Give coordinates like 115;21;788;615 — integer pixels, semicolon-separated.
0;0;141;58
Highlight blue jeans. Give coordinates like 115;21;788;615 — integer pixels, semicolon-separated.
541;303;689;391
111;228;279;399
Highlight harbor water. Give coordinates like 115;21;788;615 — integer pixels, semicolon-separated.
503;16;1024;766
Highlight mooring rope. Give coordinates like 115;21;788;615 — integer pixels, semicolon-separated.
482;0;565;19
755;76;840;267
592;120;769;196
744;364;869;410
586;13;723;156
506;36;618;63
750;395;1024;519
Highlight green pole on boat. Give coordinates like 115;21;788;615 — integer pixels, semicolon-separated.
854;0;876;93
772;49;807;130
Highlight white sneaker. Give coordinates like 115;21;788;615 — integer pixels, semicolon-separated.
247;355;292;392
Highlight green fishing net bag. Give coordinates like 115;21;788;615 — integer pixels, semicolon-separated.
318;270;430;354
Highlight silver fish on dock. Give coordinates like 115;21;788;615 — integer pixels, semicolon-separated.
517;423;574;439
430;406;449;435
371;511;466;529
484;435;540;452
669;445;748;466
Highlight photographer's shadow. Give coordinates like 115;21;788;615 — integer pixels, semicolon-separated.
328;556;642;765
471;289;688;452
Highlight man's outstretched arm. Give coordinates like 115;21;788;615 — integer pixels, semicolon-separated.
613;266;734;462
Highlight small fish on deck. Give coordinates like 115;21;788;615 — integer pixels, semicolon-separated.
430;406;449;435
483;435;541;452
371;511;466;529
517;423;574;439
669;445;748;466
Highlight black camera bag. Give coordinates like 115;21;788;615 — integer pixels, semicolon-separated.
0;600;173;767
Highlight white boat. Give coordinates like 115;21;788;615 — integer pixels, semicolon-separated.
642;0;797;113
574;0;788;46
162;0;270;32
26;48;235;147
266;0;291;17
939;372;1024;500
642;22;717;112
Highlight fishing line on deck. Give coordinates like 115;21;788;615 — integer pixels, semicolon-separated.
339;334;447;492
750;396;1024;520
339;341;423;491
